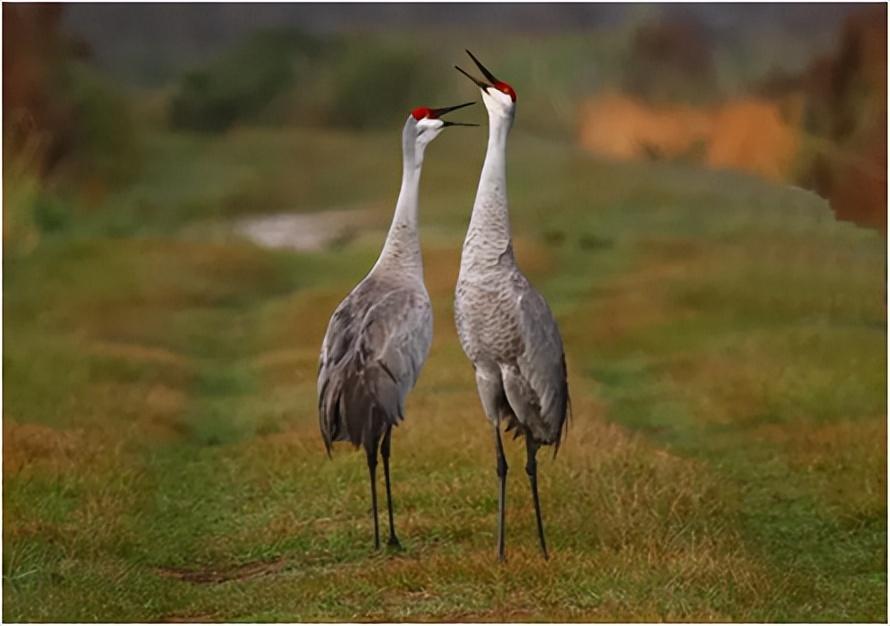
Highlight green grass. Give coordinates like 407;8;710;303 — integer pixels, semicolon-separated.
4;126;886;621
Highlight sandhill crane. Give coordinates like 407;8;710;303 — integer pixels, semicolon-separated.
453;51;569;561
318;102;476;550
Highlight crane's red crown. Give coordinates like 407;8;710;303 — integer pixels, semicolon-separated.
494;82;517;102
411;107;435;120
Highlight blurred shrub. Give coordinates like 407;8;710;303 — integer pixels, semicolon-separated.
59;62;141;192
3;131;75;257
169;28;323;132
624;15;718;104
169;31;447;131
4;154;44;258
324;40;443;129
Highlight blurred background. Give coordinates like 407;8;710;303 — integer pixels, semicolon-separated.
4;2;887;246
4;3;887;622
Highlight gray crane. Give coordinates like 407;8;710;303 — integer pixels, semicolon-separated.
318;102;476;550
453;51;569;561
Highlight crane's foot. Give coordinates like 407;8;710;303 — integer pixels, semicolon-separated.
387;535;402;551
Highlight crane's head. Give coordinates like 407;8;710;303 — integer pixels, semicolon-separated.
455;50;516;120
406;101;477;150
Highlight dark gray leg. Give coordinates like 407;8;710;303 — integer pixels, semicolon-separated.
381;425;401;549
525;437;548;559
366;443;380;550
493;423;508;562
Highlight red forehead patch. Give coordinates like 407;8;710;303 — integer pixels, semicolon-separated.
411;107;435;120
494;82;517;102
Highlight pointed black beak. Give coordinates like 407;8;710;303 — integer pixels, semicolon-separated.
430;101;475;118
455;49;500;92
455;64;490;92
466;49;500;85
432;101;478;127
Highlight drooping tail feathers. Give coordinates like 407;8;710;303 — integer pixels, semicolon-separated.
319;355;404;456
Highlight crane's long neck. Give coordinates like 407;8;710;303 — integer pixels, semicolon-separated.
373;123;424;276
462;112;514;271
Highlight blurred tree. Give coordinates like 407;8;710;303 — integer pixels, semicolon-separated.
4;4;140;254
4;4;138;185
799;5;887;231
3;4;79;176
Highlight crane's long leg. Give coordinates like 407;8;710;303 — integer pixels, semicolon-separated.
381;425;401;549
525;437;548;560
366;442;381;550
493;423;508;562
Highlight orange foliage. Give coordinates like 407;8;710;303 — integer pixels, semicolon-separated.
578;93;800;181
579;6;886;231
706;99;799;182
577;93;712;161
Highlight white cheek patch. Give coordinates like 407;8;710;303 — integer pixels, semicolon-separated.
482;90;513;113
416;118;444;132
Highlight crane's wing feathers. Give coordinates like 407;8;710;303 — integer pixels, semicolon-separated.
500;277;569;447
318;279;432;452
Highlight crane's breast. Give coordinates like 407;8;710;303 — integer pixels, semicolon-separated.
454;275;522;363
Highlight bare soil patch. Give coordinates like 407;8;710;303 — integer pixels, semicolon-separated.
235;208;375;252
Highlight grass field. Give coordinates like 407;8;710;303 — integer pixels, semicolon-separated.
4;125;886;621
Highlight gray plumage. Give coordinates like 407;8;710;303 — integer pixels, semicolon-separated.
455;247;569;448
454;50;569;561
316;104;473;549
318;274;432;454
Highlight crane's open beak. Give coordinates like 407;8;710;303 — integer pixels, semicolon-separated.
432;101;478;127
455;49;500;92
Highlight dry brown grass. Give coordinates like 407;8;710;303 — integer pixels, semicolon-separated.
189;234;788;621
89;340;193;370
575;237;708;350
755;417;887;514
223;240;781;621
3;420;141;553
157;558;287;584
4;127;883;619
3;423;110;477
